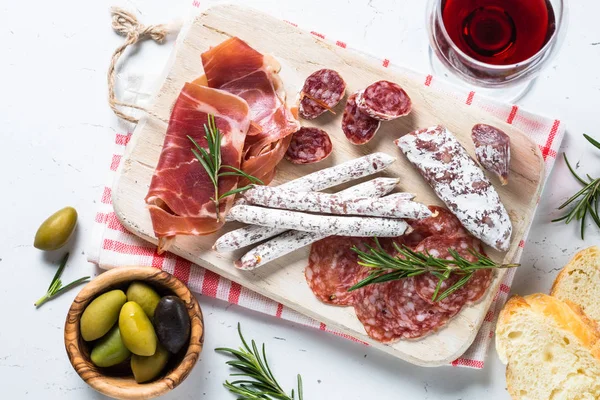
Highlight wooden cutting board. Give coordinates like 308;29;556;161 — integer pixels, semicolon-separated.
113;4;544;367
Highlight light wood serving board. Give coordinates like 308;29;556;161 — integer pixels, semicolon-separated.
113;4;544;367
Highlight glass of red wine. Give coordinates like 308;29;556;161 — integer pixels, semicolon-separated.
426;0;566;102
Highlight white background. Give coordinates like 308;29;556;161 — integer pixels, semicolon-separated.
1;0;599;398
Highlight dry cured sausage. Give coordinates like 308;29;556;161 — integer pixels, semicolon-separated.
356;80;412;121
284;127;333;164
396;125;512;251
299;69;346;119
472;124;511;185
341;93;381;145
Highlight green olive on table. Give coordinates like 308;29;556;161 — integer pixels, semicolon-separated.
81;290;127;342
131;344;170;383
34;206;78;251
90;325;131;368
126;282;161;320
154;296;191;354
119;301;157;356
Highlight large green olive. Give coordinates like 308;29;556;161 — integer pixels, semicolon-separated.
154;296;190;354
126;282;161;320
119;301;157;356
34;206;78;251
81;290;127;342
90;325;131;368
131;344;170;383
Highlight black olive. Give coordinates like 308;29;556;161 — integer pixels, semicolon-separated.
153;296;191;354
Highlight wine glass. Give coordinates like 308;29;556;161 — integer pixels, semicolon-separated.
426;0;567;102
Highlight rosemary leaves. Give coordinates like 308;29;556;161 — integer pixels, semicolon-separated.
189;114;263;222
553;134;600;239
35;253;90;308
216;323;304;400
348;238;519;302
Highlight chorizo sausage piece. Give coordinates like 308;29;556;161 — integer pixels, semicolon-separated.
472;124;511;185
356;80;412;121
285;127;333;164
341;93;381;145
299;69;346;120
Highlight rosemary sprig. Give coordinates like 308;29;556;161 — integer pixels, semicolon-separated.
216;323;304;400
348;238;519;302
35;253;90;308
189;114;263;222
552;134;600;239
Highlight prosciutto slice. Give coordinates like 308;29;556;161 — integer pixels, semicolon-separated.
201;37;300;184
145;83;251;253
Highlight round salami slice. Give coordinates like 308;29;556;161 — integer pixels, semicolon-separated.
341;93;381;145
305;236;372;306
404;206;467;248
353;277;452;342
413;236;492;313
299;69;346;120
356;81;412;121
285;127;333;164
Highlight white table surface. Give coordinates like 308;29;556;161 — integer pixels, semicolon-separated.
1;0;599;398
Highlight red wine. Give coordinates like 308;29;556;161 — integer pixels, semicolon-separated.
441;0;555;65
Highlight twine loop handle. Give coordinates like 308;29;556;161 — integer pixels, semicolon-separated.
108;7;169;123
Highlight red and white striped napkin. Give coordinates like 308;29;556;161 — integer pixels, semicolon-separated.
88;7;565;369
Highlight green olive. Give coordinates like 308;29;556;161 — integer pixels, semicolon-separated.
131;344;170;383
34;206;78;251
119;301;157;356
81;290;127;342
126;282;161;320
90;325;131;367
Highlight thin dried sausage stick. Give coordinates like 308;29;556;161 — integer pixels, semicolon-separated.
217;153;396;249
235;178;400;269
243;186;429;219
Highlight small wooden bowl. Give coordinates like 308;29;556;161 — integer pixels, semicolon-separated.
64;267;204;400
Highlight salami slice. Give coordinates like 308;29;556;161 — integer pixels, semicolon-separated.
413;236;492;313
404;205;467;247
299;69;346;120
305;236;371;305
356;81;412;121
353;277;452;342
472;124;511;186
285;127;333;164
341;93;381;145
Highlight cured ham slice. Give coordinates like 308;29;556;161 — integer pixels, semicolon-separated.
201;37;300;184
145;83;251;253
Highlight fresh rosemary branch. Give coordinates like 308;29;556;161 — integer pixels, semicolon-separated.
552;134;600;239
35;253;90;308
216;323;304;400
189;114;263;222
348;238;519;302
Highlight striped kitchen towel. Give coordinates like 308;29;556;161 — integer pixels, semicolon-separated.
87;4;565;369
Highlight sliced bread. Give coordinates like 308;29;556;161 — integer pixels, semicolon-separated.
495;293;600;400
551;246;600;323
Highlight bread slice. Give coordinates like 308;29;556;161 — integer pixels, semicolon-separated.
495;293;600;400
551;246;600;323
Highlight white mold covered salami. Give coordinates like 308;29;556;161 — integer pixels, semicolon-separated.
228;205;410;237
356;80;412;121
395;125;512;252
285;127;333;164
235;178;399;270
214;153;396;252
243;186;429;219
299;69;346;120
472;124;511;185
341;93;381;145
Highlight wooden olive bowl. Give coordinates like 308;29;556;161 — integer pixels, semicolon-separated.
64;266;204;400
